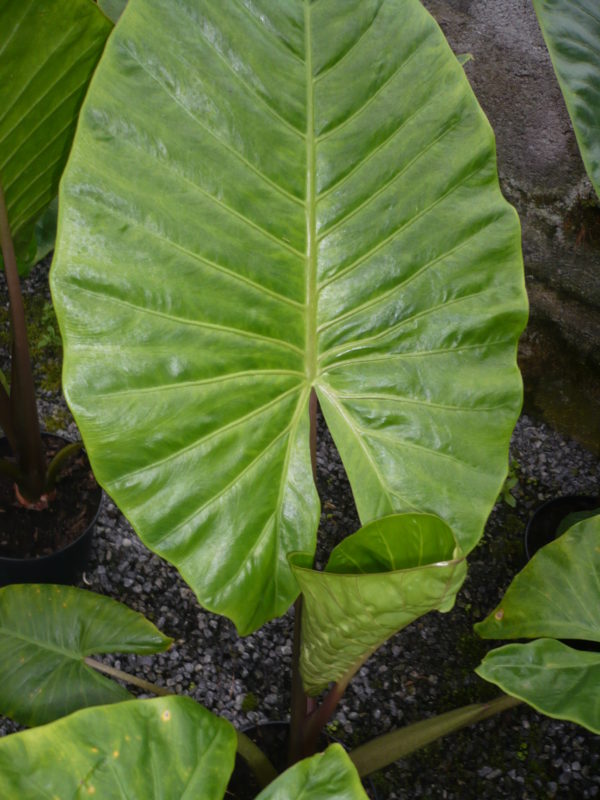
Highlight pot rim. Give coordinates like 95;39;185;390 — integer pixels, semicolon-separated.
524;493;600;561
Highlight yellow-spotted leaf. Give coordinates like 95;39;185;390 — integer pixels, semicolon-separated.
0;696;236;799
51;0;526;634
290;514;466;694
0;584;172;726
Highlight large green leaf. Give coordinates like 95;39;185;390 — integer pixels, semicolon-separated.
51;0;526;634
475;515;600;642
0;0;112;268
533;0;600;198
476;639;600;734
256;744;368;800
0;696;237;799
290;514;466;694
0;584;172;726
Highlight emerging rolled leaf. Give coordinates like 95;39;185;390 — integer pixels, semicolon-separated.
0;0;112;269
256;744;368;800
290;514;466;694
476;639;600;734
0;696;237;799
475;515;600;642
533;0;600;198
0;584;172;726
51;0;526;634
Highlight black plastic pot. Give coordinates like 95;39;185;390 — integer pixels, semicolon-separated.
0;434;103;586
524;494;600;653
228;720;379;799
0;507;101;585
524;494;600;560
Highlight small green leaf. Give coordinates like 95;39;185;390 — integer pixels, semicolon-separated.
476;639;600;734
475;515;600;642
0;584;172;726
0;696;237;799
0;0;112;265
256;744;368;800
290;513;466;694
533;0;600;198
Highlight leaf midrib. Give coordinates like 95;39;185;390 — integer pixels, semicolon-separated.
304;1;318;384
0;625;87;660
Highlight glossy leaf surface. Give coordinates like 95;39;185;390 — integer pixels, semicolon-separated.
0;696;237;798
257;744;368;800
533;0;600;197
475;516;600;642
0;0;111;266
290;514;466;694
0;584;172;726
476;639;600;734
51;0;526;634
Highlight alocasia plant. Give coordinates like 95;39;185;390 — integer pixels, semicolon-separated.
0;0;536;795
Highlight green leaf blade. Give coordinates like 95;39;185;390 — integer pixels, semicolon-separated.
476;639;600;734
0;584;172;726
0;696;237;799
533;0;600;198
475;516;600;642
313;0;526;556
0;0;112;263
256;744;369;800
52;0;525;634
291;514;466;694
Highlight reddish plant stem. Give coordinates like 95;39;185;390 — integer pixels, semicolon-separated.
288;596;309;764
288;389;319;764
299;679;346;759
0;181;45;499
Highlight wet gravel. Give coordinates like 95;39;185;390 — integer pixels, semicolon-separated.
0;263;599;798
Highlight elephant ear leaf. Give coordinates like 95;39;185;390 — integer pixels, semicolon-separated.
0;0;112;271
256;744;368;800
290;514;466;695
475;515;600;733
0;584;172;726
476;639;600;734
51;0;526;635
475;515;600;642
533;0;600;198
0;696;237;799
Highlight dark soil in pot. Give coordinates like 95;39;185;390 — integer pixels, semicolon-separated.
0;434;102;584
227;721;378;800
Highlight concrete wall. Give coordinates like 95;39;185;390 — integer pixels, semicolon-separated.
422;0;600;453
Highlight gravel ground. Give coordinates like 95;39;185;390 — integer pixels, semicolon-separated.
0;263;599;798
